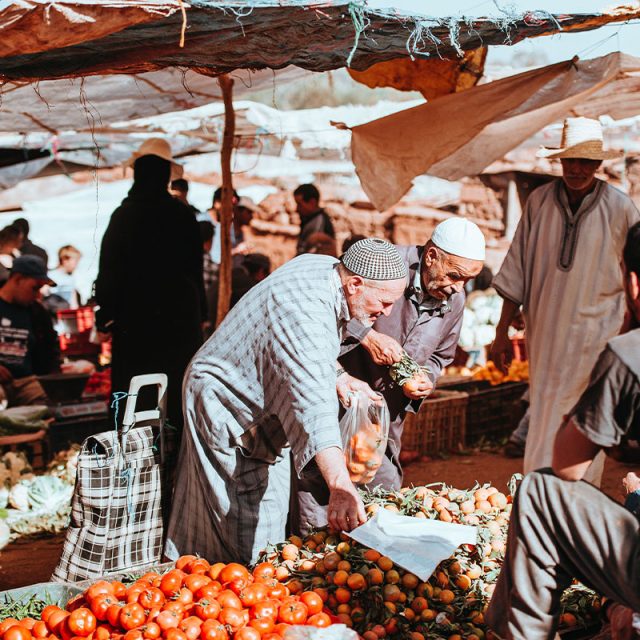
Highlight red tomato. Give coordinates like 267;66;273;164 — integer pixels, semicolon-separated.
31;622;48;639
267;584;288;600
111;582;127;601
85;582;115;605
164;630;187;640
162;603;185;616
94;625;112;640
159;572;184;598
172;589;193;608
155;611;181;632
178;617;202;640
274;623;291;637
238;583;269;608
218;564;249;587
277;602;308;626
252;563;276;583
67;609;97;637
119;604;146;631
139;573;161;587
200;621;228;640
123;631;143;640
185;559;210;575
142;623;160;640
300;592;324;616
262;634;283;640
250;600;279;621
106;604;124;629
183;574;210;595
175;556;197;572
194;600;221;622
249;618;275;635
3;625;32;640
91;595;118;621
217;608;248;633
306;612;331;628
233;629;260;640
46;610;70;635
138;589;165;610
215;591;242;611
195;583;221;602
125;587;145;606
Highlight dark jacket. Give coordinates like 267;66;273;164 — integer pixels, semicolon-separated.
296;209;335;254
95;184;206;426
29;301;60;376
340;244;465;455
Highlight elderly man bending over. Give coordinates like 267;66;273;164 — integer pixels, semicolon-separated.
165;239;408;564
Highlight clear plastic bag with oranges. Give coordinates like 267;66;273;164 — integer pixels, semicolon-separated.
341;392;390;485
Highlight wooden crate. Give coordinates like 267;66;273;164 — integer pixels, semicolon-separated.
443;380;528;443
402;390;468;455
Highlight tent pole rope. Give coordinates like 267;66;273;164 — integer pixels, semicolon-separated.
215;73;235;327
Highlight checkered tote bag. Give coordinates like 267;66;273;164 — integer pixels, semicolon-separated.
53;374;169;582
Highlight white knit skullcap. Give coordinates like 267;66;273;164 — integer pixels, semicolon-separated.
432;217;485;261
341;238;407;281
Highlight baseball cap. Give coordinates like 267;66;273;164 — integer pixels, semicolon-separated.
11;255;56;286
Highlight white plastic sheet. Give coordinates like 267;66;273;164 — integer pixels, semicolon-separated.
348;508;477;581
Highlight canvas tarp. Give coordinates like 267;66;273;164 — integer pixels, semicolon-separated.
350;52;640;211
1;2;640;81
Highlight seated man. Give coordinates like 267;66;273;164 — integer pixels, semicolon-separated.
486;222;640;640
0;256;59;407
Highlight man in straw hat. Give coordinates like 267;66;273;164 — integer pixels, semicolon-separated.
165;239;408;564
491;117;639;483
95;138;206;431
295;218;486;532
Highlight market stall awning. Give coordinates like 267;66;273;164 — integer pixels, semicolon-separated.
1;2;640;81
350;52;640;211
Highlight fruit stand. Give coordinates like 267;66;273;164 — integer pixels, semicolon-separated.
0;477;601;640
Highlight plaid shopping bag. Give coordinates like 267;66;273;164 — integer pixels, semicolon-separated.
53;374;170;582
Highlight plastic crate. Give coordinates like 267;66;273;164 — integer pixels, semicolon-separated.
401;390;468;455
444;380;528;443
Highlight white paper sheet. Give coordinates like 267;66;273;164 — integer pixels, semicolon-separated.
348;508;477;581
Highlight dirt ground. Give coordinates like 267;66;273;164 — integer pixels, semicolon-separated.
0;451;633;591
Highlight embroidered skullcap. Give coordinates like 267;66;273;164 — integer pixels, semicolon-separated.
432;217;485;261
341;238;408;281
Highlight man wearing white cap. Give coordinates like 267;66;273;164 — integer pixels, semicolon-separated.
295;218;485;528
166;239;408;564
491;117;640;483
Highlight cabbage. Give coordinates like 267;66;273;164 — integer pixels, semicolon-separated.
0;486;8;509
0;519;9;550
9;481;30;511
27;476;73;511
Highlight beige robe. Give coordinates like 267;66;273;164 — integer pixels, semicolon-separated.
494;179;639;482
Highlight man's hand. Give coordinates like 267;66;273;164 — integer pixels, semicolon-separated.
327;479;367;532
623;471;640;495
402;374;434;400
314;447;367;532
361;330;403;366
0;365;12;384
336;373;381;407
489;331;514;375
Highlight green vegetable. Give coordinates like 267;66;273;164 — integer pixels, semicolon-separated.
389;352;431;386
0;594;55;621
0;406;49;434
27;476;72;511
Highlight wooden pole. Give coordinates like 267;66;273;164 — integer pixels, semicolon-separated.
216;74;235;327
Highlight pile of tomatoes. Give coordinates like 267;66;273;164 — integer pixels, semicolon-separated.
0;557;338;640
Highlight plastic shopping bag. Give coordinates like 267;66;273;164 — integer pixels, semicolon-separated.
341;391;390;485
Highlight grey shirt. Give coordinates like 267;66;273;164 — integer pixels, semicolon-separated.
572;329;640;452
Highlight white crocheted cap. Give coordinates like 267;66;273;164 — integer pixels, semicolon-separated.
432;217;486;261
341;238;408;280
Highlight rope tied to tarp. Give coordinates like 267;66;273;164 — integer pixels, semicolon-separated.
346;1;370;67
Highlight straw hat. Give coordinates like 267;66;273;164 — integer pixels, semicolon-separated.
125;138;184;179
537;117;621;160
